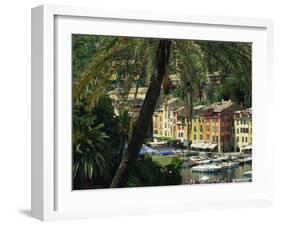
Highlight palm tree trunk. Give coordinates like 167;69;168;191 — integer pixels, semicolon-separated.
187;90;193;143
110;39;171;188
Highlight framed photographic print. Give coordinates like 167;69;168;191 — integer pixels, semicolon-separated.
31;4;274;221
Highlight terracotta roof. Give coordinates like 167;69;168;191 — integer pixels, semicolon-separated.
203;100;234;112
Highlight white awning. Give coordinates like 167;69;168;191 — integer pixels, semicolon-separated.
190;143;203;149
191;142;217;150
241;145;252;151
207;144;217;149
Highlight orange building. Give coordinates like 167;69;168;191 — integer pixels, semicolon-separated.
197;100;241;152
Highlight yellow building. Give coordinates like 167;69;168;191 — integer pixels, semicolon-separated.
152;98;185;139
191;105;205;144
234;108;252;153
173;106;188;142
153;109;164;136
191;116;204;144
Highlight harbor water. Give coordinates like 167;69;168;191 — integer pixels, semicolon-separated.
180;163;252;184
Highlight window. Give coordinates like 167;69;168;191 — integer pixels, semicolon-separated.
242;137;244;142
240;128;243;133
200;134;203;140
245;137;248;142
212;136;215;142
237;129;239;134
194;126;197;132
194;134;196;140
200;125;203;133
237;136;239;142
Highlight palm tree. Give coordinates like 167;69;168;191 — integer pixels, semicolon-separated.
73;36;251;188
72;114;110;188
175;41;207;144
117;108;132;163
110;40;171;187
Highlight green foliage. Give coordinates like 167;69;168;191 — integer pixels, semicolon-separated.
127;156;165;187
73;94;124;189
204;84;216;104
154;136;173;141
72;114;110;182
72;35;99;79
170;157;183;169
73;36;158;109
196;41;252;107
204;75;251;107
164;164;182;185
127;176;142;187
127;156;183;187
118;108;132;137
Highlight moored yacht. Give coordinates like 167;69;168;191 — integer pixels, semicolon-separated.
191;164;222;172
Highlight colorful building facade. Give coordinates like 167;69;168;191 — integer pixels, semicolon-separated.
152;98;187;140
192;100;241;153
234;108;252;153
152;98;249;153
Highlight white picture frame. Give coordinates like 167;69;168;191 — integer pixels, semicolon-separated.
31;4;274;221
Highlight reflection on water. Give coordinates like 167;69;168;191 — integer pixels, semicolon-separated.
181;163;252;184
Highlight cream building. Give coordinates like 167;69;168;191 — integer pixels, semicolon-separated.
108;87;148;115
152;98;185;139
234;108;252;153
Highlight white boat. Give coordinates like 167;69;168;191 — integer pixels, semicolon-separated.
221;161;240;169
233;171;252;182
232;178;251;182
243;157;252;163
191;164;222;172
237;156;252;164
199;176;211;183
189;156;206;161
197;159;212;165
243;171;252;178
